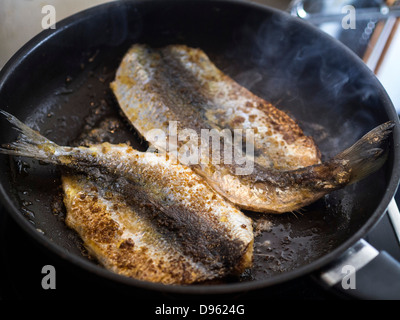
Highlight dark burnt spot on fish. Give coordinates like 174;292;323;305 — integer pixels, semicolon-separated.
119;238;135;250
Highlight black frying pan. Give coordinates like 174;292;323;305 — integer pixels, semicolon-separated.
0;0;399;299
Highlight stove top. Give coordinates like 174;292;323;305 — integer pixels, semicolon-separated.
1;189;399;301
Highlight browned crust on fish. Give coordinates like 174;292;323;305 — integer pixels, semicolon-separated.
164;44;321;168
180;44;315;146
218;73;322;167
63;175;213;284
61;142;254;283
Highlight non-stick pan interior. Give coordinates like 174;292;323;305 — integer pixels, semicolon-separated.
0;0;398;291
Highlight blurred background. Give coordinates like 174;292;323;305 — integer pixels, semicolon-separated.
1;0;399;113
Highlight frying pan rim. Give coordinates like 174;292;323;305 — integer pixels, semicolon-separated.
0;0;399;295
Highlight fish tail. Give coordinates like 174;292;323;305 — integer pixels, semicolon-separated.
0;110;59;163
334;121;395;185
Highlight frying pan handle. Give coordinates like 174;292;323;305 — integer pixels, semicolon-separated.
319;237;400;300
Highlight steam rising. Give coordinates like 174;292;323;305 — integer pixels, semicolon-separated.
221;11;384;158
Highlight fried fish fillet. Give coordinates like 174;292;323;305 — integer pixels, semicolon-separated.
111;44;393;213
111;44;320;171
0;111;253;284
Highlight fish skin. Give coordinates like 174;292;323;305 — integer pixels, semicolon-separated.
111;44;393;213
62;174;253;284
110;44;321;171
0;111;254;284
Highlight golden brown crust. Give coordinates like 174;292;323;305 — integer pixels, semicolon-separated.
221;73;306;144
61;143;254;284
63;175;210;284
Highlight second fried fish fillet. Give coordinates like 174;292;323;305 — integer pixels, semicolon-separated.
111;44;393;213
0;111;253;284
111;44;320;171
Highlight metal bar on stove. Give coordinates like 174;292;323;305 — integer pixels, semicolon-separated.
387;198;400;245
290;1;400;24
364;16;397;71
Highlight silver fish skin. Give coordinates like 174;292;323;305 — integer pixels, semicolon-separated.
0;111;254;284
111;44;394;213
